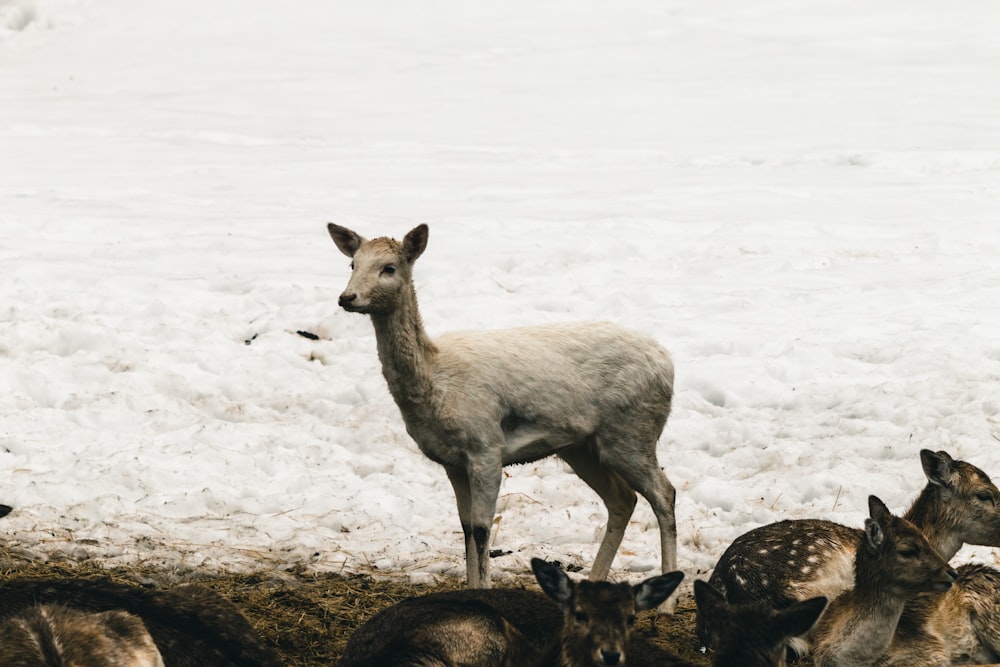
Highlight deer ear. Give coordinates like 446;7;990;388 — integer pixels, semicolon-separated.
532;558;574;605
693;579;725;612
773;596;827;639
921;449;956;490
864;495;890;551
328;224;364;258
403;224;429;263
634;571;683;611
864;517;885;551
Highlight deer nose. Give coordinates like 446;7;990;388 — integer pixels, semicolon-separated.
600;649;622;666
338;292;357;308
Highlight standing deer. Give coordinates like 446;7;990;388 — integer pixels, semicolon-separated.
700;450;1000;647
809;496;956;667
338;557;691;667
327;224;679;610
693;580;827;667
0;604;164;667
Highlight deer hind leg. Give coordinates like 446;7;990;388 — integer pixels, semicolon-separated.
596;427;678;612
557;445;637;582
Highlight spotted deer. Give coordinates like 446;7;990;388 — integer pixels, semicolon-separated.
0;604;164;667
0;578;281;667
327;224;679;611
693;579;826;667
809;495;956;667
338;557;692;667
699;450;1000;648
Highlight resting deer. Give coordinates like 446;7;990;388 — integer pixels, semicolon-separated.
338;557;691;667
693;580;827;667
0;604;164;667
0;578;281;667
327;224;679;610
700;449;1000;647
809;495;956;667
875;562;1000;666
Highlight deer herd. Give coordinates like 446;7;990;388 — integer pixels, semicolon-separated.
1;224;998;667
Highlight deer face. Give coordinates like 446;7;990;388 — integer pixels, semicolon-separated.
327;224;428;316
531;558;682;667
865;496;957;597
946;460;1000;547
563;582;637;667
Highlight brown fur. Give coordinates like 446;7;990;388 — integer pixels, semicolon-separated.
693;580;827;667
0;604;164;667
810;496;956;667
338;558;691;667
879;563;1000;666
0;578;281;667
701;450;1000;648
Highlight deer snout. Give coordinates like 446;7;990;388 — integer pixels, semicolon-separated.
934;568;958;591
599;648;622;666
338;292;358;309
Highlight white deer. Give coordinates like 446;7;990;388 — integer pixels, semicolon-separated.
327;224;678;609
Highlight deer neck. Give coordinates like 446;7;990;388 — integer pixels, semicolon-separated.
369;286;437;411
904;486;962;560
842;553;908;658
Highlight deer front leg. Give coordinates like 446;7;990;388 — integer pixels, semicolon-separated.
444;465;477;586
458;455;503;589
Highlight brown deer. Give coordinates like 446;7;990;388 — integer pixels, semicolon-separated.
700;450;1000;647
327;224;679;611
0;578;281;667
809;496;956;667
338;557;692;667
0;604;164;667
876;561;1000;666
693;580;827;667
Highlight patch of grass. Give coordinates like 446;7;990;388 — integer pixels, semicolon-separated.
1;547;811;666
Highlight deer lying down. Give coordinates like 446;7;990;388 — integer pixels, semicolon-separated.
810;496;956;667
0;578;281;667
338;558;693;667
878;562;1000;666
693;580;827;667
328;224;679;611
700;450;1000;648
0;604;164;667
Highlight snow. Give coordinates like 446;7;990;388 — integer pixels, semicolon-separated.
2;0;999;594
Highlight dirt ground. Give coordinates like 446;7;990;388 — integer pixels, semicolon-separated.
0;545;746;666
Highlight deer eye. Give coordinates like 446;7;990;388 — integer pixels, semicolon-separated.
381;264;396;275
575;612;589;623
899;547;919;559
976;491;994;503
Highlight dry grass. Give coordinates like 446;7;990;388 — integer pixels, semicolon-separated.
0;546;797;666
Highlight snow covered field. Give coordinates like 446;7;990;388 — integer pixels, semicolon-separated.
2;0;999;593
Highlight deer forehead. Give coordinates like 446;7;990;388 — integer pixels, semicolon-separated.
573;583;636;615
954;464;997;494
358;236;405;260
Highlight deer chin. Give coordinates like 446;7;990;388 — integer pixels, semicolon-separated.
339;301;371;314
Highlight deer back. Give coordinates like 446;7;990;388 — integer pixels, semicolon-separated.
0;604;164;667
0;578;281;667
